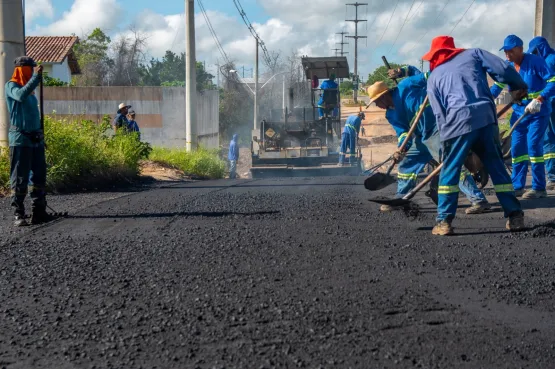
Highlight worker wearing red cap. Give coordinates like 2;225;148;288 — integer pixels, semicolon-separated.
491;35;555;199
423;36;528;235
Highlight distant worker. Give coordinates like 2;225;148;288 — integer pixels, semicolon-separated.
361;125;366;137
5;57;52;226
126;109;141;140
423;35;528;235
367;69;490;215
491;35;555;198
228;134;239;179
113;103;131;132
526;36;555;190
317;73;339;119
339;112;365;165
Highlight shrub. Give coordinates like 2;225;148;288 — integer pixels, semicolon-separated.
149;147;225;179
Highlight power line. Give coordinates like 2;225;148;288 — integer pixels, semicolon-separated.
232;0;272;66
388;0;417;53
404;0;451;55
197;0;230;65
449;0;476;35
374;0;399;49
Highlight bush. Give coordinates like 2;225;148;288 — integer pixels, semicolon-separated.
149;147;225;179
0;116;150;193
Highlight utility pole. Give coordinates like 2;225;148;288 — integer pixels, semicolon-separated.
216;61;220;88
535;0;555;45
331;48;341;57
254;39;259;132
346;2;367;103
420;59;424;72
185;0;197;151
336;31;349;57
0;0;25;148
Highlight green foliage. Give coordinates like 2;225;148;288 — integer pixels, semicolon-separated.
149;147;225;179
367;63;401;89
139;51;215;90
339;80;354;97
72;28;112;86
43;72;68;87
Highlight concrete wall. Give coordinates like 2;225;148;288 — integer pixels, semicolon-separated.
43;86;220;148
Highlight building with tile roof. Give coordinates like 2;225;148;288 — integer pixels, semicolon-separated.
25;36;80;84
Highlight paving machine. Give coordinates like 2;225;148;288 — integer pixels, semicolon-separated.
250;56;363;178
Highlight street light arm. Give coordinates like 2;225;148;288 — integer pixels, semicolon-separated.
230;70;255;95
260;71;288;90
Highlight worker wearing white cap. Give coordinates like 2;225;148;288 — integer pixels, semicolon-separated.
113;103;132;131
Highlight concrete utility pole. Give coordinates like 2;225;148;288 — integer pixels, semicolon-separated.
331;48;341;57
336;31;349;57
535;0;555;45
0;0;25;147
254;39;259;131
185;0;197;151
346;3;367;103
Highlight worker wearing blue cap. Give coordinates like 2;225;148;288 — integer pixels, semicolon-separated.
491;34;555;199
527;36;555;190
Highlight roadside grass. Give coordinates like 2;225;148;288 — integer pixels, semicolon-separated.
148;147;225;179
0;116;224;195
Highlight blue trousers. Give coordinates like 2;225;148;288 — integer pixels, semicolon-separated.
511;112;548;190
397;134;487;205
9;145;47;215
229;160;237;179
544;114;555;183
437;125;521;222
317;97;338;118
339;131;356;164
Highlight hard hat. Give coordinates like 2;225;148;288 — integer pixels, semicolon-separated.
367;81;390;104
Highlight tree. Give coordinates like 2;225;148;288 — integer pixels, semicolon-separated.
367;63;401;88
73;28;112;86
339;80;354;97
43;73;68;86
107;29;147;86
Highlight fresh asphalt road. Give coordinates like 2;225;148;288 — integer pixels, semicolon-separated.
1;176;555;369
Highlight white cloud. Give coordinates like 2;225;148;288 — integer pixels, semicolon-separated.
25;0;54;23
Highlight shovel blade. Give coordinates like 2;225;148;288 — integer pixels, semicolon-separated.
364;172;397;191
367;197;412;207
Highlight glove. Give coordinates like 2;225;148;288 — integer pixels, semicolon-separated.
393;150;406;162
525;98;542;114
388;68;405;79
397;134;412;151
510;89;528;102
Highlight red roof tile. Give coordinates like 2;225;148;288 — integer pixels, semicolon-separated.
25;36;80;74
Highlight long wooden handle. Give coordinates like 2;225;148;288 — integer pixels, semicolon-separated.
402;163;444;201
398;95;429;153
40;74;44;131
382;56;398;86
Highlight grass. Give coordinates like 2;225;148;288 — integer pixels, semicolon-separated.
342;99;366;107
148;147;225;179
0;116;225;194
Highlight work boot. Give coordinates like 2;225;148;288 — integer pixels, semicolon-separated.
506;212;525;232
522;189;548;199
14;214;29;227
546;181;555;191
465;202;492;214
380;204;402;212
514;189;525;197
31;208;56;225
432;220;454;236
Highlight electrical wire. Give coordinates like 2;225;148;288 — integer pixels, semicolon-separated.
387;0;417;53
404;0;451;55
448;0;476;35
374;0;400;50
232;0;273;66
197;0;231;65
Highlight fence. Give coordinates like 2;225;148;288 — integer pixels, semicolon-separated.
42;86;220;148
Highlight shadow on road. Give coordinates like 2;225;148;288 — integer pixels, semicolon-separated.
68;210;281;219
158;183;361;189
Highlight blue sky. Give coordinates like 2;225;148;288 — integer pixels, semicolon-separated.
26;0;535;79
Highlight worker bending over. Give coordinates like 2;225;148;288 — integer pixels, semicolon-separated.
491;35;555;198
339;112;364;165
527;36;555;190
423;36;527;235
367;69;490;214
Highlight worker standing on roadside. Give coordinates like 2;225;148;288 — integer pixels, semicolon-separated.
527;36;555;191
228;134;239;179
423;35;528;235
5;57;51;226
491;35;555;198
317;73;339;119
367;70;491;214
339;112;364;165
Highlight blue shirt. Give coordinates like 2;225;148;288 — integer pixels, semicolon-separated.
490;53;555;118
113;112;129;130
427;48;527;142
385;72;436;144
5;73;42;147
343;115;362;135
228;134;239;161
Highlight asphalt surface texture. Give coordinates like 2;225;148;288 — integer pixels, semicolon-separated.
1;175;555;369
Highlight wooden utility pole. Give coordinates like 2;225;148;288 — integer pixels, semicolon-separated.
346;3;367;103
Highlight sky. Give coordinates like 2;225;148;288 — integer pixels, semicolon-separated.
25;0;537;80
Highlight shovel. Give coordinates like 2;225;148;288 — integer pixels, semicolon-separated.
364;95;429;191
368;163;443;207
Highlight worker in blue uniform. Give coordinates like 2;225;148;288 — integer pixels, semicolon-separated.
491;35;555;198
527;36;555;190
318;73;339;119
423;35;528;235
339;112;364;165
367;70;490;214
